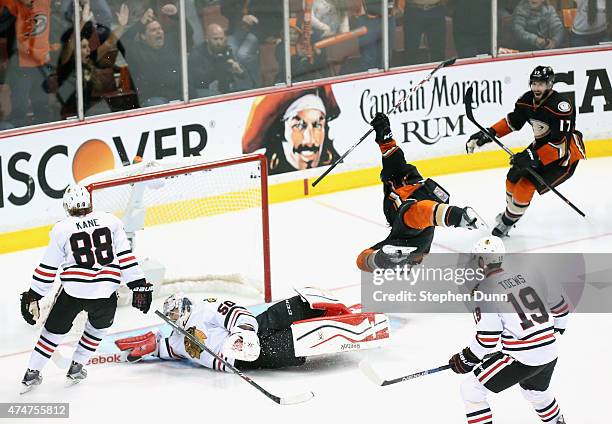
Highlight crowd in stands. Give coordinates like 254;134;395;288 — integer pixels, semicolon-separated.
0;0;609;130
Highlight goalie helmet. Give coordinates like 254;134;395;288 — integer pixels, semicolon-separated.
163;294;192;327
63;184;92;217
471;236;505;271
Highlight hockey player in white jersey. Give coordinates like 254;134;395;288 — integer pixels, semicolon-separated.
115;288;390;370
448;236;569;424
19;184;153;393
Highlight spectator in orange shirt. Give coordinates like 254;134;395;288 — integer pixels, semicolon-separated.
1;0;53;127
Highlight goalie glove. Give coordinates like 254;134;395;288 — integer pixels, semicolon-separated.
20;289;42;326
449;347;480;374
126;279;153;313
466;128;495;154
222;325;260;362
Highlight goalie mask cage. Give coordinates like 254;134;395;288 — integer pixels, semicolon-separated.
87;153;271;303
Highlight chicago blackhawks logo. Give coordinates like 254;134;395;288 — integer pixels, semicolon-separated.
184;326;207;359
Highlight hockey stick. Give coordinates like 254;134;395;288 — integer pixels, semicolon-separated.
464;86;585;218
311;57;457;187
155;310;314;405
359;359;451;386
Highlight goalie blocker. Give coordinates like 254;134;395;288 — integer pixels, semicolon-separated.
115;287;390;370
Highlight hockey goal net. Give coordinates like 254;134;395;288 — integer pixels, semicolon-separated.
37;154;271;330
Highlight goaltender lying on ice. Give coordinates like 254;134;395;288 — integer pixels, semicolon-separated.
115;287;390;371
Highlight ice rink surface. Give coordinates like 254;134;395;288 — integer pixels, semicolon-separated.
1;157;611;423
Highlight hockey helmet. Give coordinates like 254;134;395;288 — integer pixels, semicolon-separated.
471;236;505;271
63;184;92;216
163;294;192;327
529;66;555;88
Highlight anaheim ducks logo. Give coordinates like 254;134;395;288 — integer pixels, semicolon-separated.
184;326;207;359
26;14;48;37
529;119;550;139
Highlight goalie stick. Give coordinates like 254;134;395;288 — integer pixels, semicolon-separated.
464;86;586;218
311;57;457;187
155;310;314;405
359;359;451;386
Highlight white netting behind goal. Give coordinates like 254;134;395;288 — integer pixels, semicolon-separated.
36;154;271;333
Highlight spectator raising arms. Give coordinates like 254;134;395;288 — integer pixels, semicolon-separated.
56;2;129;117
570;0;612;47
122;7;181;107
512;0;565;51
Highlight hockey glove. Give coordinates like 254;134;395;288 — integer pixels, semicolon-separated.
466;128;495;154
20;289;42;325
222;325;260;362
449;347;480;374
127;279;153;313
511;148;541;170
370;112;393;144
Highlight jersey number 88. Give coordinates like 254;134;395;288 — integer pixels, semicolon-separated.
70;228;114;268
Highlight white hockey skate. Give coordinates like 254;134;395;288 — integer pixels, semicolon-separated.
20;369;42;394
459;207;487;230
491;213;514;238
381;245;417;261
66;361;87;386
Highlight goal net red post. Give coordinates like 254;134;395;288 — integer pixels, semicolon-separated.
84;154;272;304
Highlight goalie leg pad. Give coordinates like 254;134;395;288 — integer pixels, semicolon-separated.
256;295;324;337
294;287;355;316
114;331;158;362
291;312;390;357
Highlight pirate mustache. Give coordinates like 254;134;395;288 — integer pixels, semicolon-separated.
293;144;320;154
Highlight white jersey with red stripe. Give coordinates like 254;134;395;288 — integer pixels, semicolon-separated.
158;298;258;371
469;268;569;366
30;211;145;299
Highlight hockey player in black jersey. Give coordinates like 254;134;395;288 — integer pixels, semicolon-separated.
357;113;485;272
466;66;586;237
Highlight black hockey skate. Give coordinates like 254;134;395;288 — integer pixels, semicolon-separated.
557;415;566;424
492;213;513;238
20;368;42;394
66;361;87;386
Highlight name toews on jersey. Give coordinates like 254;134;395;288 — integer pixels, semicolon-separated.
30;211;145;299
470;268;569;367
157;298;258;371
